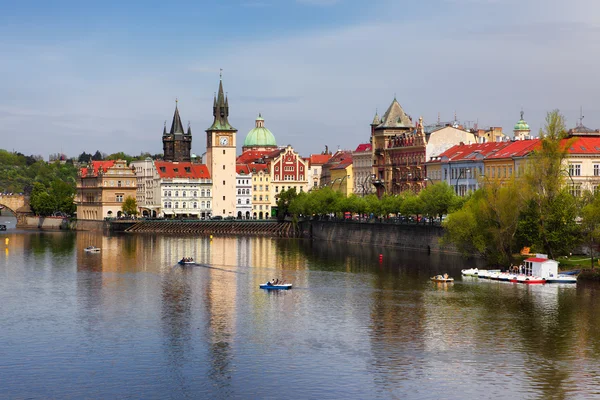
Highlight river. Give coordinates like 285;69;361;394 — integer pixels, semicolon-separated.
0;224;599;399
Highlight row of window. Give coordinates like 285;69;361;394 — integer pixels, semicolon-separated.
163;201;211;209
237;199;251;204
163;190;211;197
104;180;132;187
253;195;269;201
238;189;250;195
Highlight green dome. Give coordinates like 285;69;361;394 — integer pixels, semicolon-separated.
244;114;277;147
514;119;530;131
514;111;530;131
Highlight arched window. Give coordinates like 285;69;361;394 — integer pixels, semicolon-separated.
207;201;211;208
175;191;179;197
193;202;197;208
182;191;186;197
194;191;197;197
207;190;211;197
201;189;205;197
168;191;172;196
201;201;206;208
238;189;241;194
182;202;186;209
246;199;250;204
164;202;168;209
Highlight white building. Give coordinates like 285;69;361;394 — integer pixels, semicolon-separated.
155;161;212;219
352;143;373;196
131;158;160;218
236;165;252;219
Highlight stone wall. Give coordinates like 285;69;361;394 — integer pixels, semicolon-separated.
20;216;69;230
72;219;107;232
301;220;458;254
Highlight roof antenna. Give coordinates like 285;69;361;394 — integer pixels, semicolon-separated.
579;106;584;127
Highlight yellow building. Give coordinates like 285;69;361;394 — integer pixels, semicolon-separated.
330;162;353;196
76;159;137;220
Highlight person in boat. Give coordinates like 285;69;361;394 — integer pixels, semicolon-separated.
443;273;448;280
266;280;273;286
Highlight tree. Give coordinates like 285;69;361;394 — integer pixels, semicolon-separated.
78;152;92;163
581;192;600;269
523;109;574;258
122;196;138;216
30;182;55;216
276;188;298;221
92;151;104;161
419;182;456;221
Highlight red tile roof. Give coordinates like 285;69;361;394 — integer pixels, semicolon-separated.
331;161;352;170
525;257;550;263
246;162;269;173
236;164;250;174
354;143;372;152
154;161;210;179
236;149;283;164
486;139;541;159
309;154;332;165
564;137;600;154
80;160;116;177
436;142;509;162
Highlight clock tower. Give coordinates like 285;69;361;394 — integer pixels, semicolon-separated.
206;74;237;217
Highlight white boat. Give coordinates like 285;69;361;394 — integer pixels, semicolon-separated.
476;269;501;279
545;275;577;284
84;246;101;253
461;268;479;277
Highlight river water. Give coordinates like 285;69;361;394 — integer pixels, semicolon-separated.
1;221;599;399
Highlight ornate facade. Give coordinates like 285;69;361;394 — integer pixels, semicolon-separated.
371;98;426;196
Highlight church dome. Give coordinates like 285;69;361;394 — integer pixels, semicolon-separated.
514;111;530;131
244;114;277;147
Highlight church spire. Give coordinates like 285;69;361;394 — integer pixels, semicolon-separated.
207;72;235;131
170;99;185;134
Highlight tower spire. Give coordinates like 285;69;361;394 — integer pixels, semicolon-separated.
207;73;235;131
170;100;185;134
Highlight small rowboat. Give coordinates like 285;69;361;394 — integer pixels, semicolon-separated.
84;246;101;253
260;282;292;290
430;275;454;283
178;260;196;265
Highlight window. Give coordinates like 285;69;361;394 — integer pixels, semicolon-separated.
238;189;241;194
117;181;122;187
223;180;225;185
223;165;225;170
201;189;206;197
207;201;211;208
223;196;225;201
246;199;250;204
223;150;225;155
266;195;269;201
276;186;279;193
175;191;179;197
175;202;179;209
569;164;581;177
182;202;186;208
116;194;123;202
254;185;257;191
265;185;269;191
595;164;600;176
238;199;241;204
194;191;197;197
193;202;197;208
182;191;186;197
253;195;256;201
207;190;211;197
569;185;581;197
259;185;263;191
201;201;206;208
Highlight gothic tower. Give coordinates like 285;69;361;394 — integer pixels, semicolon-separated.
206;74;237;217
163;101;192;162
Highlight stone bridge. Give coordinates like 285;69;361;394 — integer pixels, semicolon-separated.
0;194;33;226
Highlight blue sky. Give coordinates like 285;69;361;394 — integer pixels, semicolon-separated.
1;0;599;159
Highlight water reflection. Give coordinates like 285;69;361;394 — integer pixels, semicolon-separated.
1;232;599;398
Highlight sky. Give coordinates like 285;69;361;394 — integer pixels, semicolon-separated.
1;0;599;160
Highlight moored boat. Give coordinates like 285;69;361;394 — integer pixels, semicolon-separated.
545;275;577;284
461;268;479;277
430;274;454;283
84;246;101;253
178;259;196;265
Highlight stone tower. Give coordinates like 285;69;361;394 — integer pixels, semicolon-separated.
206;74;237;217
163;101;192;162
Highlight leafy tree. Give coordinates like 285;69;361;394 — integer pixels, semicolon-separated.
122;196;138;216
30;182;55;216
106;152;134;163
276;188;298;221
419;181;456;221
580;192;600;269
523;110;574;258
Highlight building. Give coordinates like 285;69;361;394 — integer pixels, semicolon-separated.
483;139;540;184
242;114;277;152
513;111;532;140
206;76;237;218
236;165;252;219
429;142;510;196
370;99;432;196
76;160;137;220
320;150;352;187
474;126;506;143
426;126;477;162
131;157;159;218
330;157;353;196
162;101;192;162
155;161;212;218
307;152;332;190
352;143;374;196
564;137;600;195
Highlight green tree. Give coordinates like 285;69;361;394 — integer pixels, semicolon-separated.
121;196;138;216
580;192;600;269
419;181;456;221
30;182;55;216
523;109;574;258
276;188;298;221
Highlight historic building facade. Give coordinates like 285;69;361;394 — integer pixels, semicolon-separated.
131;157;159;217
352;143;373;196
76;160;137;220
236;165;252;219
155;161;212;218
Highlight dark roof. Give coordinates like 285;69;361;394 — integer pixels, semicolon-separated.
207;77;236;132
170;104;185;135
376;98;413;129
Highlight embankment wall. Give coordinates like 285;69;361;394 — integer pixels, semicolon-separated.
301;220;458;254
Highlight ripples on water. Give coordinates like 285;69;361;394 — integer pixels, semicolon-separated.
0;228;599;399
